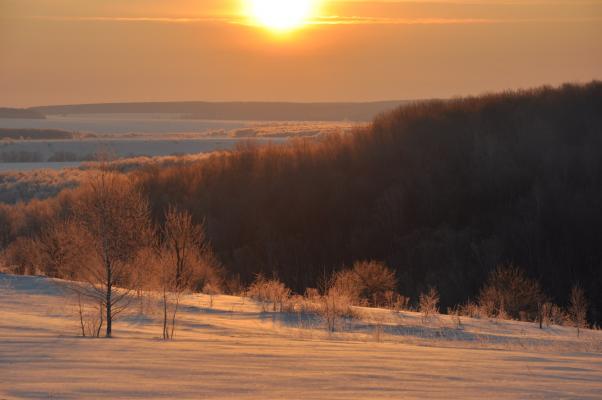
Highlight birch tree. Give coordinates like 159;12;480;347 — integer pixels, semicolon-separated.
74;170;152;338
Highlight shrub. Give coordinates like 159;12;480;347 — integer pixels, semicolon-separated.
448;306;463;329
548;304;570;326
384;290;410;311
203;282;221;308
419;287;440;323
2;237;41;275
247;275;291;312
319;287;355;333
569;284;588;337
331;269;364;305
74;293;104;338
458;301;483;319
332;260;397;307
478;265;544;321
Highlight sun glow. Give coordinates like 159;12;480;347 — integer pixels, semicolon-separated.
246;0;318;32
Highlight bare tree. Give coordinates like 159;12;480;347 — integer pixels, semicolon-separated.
155;249;182;340
73;170;152;338
162;206;204;290
568;284;588;337
158;206;218;339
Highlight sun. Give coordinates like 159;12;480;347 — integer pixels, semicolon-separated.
245;0;317;32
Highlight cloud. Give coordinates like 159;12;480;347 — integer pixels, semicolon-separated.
311;16;494;25
23;16;233;24
311;15;602;25
19;14;602;26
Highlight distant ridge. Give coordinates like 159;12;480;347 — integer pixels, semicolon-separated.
0;108;45;119
0;128;74;140
29;101;411;122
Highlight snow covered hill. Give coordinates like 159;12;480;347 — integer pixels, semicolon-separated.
0;274;601;399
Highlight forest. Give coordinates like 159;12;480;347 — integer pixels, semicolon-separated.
1;82;601;323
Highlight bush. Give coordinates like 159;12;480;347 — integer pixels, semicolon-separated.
331;269;363;305
419;287;440;323
458;301;484;319
74;293;104;338
478;265;545;321
538;302;570;328
332;260;397;307
548;304;570;326
319;287;355;333
247;275;291;312
384;290;410;311
2;237;41;275
569;284;589;336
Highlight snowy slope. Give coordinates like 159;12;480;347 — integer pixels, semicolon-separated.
0;274;601;399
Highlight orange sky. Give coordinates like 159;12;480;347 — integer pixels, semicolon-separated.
1;0;601;107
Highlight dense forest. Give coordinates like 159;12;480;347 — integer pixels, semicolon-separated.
2;82;601;322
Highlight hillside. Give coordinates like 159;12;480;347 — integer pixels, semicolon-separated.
0;108;45;120
135;82;602;322
29;101;409;122
1;274;600;399
2;83;602;325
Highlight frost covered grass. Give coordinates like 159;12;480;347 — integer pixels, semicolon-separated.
1;274;601;399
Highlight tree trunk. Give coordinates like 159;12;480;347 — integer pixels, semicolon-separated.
106;270;112;338
106;297;112;337
78;294;86;337
163;289;169;340
97;301;104;338
170;293;180;340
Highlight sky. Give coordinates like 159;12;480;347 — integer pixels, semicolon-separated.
1;0;601;107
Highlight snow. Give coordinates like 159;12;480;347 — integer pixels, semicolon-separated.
1;274;601;399
0;162;84;172
0;138;287;166
0;115;249;135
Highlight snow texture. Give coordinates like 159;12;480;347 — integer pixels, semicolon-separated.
1;274;601;399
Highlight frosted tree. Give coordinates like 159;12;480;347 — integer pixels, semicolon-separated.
73;169;152;338
158;206;218;339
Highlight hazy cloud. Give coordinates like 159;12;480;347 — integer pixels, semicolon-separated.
18;14;602;26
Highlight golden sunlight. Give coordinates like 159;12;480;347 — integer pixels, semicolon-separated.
245;0;318;32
